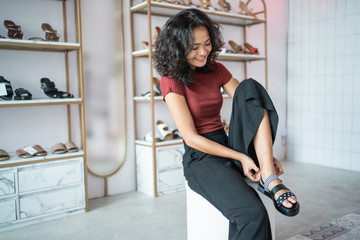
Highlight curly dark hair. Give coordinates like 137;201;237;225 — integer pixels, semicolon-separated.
153;8;224;86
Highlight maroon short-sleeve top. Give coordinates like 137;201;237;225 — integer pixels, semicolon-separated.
160;62;232;134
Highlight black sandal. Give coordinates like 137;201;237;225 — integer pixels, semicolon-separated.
0;76;14;100
40;78;73;98
258;174;300;217
14;88;32;100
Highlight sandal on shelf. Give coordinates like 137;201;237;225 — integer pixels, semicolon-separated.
141;26;161;50
218;0;231;12
197;0;211;9
0;149;10;161
28;37;46;41
153;77;161;94
64;141;79;152
228;40;244;54
258;174;300;217
14;88;32;100
32;145;48;156
172;129;182;139
239;1;258;19
141;90;161;98
40;78;74;98
51;143;67;154
169;0;183;5
41;23;60;42
0;76;14;100
181;0;194;6
244;42;259;54
156;120;173;140
4;20;24;39
145;131;163;142
16;146;35;158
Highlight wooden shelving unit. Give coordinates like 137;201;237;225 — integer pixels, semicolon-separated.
130;0;267;197
0;0;88;231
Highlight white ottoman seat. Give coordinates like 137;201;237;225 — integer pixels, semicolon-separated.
186;179;276;240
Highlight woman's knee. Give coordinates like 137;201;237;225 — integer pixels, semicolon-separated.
233;201;269;226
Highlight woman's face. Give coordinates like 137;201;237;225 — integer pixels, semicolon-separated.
186;26;212;70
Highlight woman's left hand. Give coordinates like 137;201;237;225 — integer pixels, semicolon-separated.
273;157;284;176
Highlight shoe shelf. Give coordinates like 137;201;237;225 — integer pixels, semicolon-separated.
132;48;266;62
0;150;84;168
133;95;162;102
133;94;229;101
131;1;265;26
135;138;183;147
0;98;82;108
131;0;267;197
0;0;88;230
0;38;80;52
218;53;266;61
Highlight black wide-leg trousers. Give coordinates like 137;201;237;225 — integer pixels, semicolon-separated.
183;79;278;240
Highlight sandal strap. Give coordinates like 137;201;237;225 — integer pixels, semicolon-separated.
275;191;295;208
263;174;279;192
270;183;289;196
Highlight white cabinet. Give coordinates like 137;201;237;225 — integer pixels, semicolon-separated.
0;158;85;231
136;144;185;197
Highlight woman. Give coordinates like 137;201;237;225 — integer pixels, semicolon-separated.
153;8;299;240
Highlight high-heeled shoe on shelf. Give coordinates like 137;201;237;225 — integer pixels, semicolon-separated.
181;0;194;6
228;40;244;54
239;1;258;19
218;0;231;12
41;23;60;42
197;0;211;9
4;20;23;39
244;42;259;54
141;26;161;49
40;78;73;98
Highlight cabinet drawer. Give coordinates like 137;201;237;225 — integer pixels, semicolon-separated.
0;170;15;197
19;185;85;220
0;198;16;224
157;145;185;171
18;159;83;193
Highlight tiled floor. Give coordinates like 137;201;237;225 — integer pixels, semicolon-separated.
1;161;359;240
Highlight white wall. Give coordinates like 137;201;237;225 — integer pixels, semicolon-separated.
287;0;360;171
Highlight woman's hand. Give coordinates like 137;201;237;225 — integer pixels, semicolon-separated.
273;157;284;176
241;155;261;182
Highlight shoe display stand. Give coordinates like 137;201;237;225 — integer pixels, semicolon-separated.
130;0;267;197
0;0;88;232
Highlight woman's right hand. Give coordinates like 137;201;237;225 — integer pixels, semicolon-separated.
240;155;260;182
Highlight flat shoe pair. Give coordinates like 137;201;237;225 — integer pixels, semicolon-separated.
51;142;79;154
16;145;47;158
0;149;10;161
258;174;300;217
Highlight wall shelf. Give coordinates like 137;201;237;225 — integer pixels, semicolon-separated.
131;1;265;26
0;98;82;107
0;39;80;52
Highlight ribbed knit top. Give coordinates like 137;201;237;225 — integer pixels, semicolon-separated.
160;62;232;134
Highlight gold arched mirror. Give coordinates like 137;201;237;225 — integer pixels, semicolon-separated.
82;0;126;193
